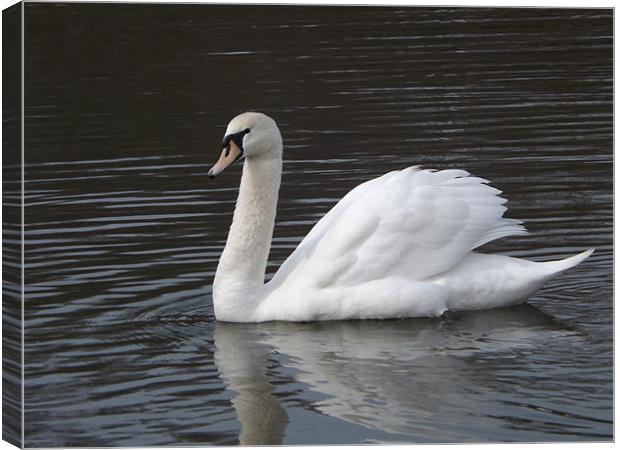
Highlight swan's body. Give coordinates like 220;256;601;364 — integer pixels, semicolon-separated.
209;112;593;323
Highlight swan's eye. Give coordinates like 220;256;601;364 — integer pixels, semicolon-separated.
222;128;252;157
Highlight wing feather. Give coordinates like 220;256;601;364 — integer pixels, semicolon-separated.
268;167;526;291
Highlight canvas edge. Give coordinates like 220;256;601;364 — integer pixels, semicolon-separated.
2;1;24;448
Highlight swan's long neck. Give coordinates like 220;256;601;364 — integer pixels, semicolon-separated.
213;153;282;320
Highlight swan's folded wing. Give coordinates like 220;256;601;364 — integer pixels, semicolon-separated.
269;167;527;290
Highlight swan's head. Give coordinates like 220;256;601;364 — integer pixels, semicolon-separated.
208;112;282;178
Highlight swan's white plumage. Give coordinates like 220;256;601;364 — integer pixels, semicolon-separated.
270;167;526;288
210;112;593;323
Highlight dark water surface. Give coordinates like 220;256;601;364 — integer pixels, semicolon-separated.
22;4;612;446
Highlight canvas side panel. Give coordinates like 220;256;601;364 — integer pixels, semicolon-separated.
2;2;23;448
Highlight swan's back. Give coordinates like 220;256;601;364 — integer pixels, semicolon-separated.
268;167;527;292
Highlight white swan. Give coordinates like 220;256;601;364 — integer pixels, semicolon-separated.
208;112;593;323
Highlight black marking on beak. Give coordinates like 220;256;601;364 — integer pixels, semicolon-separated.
222;128;251;158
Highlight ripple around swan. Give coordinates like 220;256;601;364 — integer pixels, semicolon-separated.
22;4;612;447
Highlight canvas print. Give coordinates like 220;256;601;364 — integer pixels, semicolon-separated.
2;2;613;447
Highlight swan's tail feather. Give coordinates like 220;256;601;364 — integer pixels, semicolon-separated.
542;248;595;276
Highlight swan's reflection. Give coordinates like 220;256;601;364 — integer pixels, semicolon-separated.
213;324;288;445
214;304;580;443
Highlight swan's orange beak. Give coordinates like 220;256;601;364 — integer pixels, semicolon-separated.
208;140;243;179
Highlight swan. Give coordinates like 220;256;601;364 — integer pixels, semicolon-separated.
208;112;593;322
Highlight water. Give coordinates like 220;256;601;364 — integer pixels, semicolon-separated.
22;4;612;446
